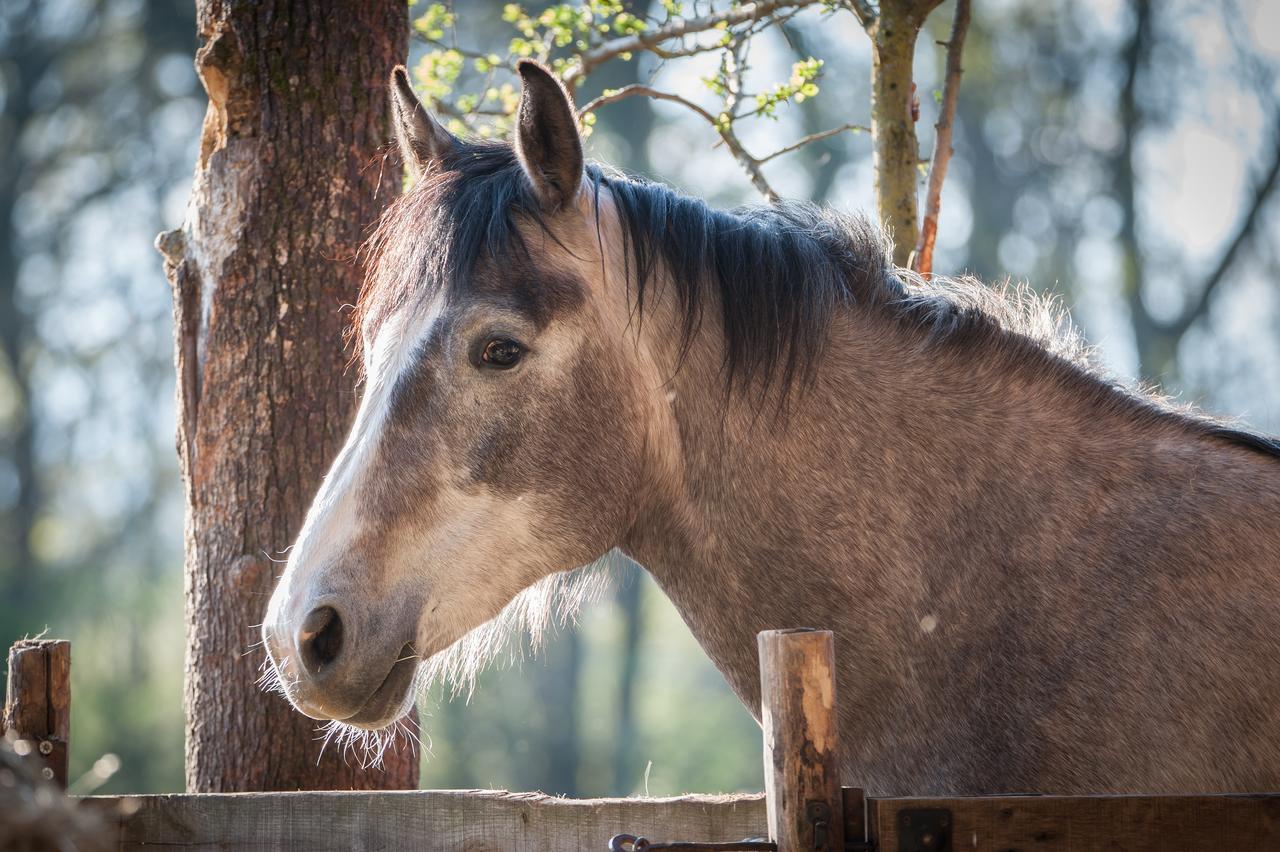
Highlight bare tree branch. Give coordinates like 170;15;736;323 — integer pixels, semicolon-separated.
434;99;511;120
758;123;869;163
647;41;723;62
848;0;878;29
911;0;970;276
720;143;777;201
564;0;828;88
579;83;869;199
579;84;778;201
1160;116;1280;340
580;84;719;127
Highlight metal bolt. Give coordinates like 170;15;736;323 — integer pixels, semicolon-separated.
38;740;53;756
41;767;54;780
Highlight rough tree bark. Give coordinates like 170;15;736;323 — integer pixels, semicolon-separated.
156;1;417;792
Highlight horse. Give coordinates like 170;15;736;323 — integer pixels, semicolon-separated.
262;59;1280;795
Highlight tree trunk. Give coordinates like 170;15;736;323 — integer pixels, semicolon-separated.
0;16;44;655
535;630;583;795
865;0;942;267
611;569;643;794
157;0;416;792
1116;0;1164;381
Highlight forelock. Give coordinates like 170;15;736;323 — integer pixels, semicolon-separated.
352;142;547;373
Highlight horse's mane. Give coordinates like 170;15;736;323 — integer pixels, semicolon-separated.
359;139;1276;455
358;142;1090;391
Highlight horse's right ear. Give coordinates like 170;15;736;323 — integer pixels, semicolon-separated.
390;66;456;180
514;60;583;210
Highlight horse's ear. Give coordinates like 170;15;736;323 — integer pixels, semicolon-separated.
514;60;584;210
390;66;455;180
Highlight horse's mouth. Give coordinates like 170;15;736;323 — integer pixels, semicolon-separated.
338;643;419;730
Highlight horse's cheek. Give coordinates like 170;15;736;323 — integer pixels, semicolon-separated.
549;347;643;519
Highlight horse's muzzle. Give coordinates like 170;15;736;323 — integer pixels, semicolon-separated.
264;597;421;729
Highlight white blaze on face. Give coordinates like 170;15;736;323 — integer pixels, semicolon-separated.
264;295;445;630
265;287;557;670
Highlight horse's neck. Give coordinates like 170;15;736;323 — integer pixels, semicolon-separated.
620;305;1176;717
616;271;1280;794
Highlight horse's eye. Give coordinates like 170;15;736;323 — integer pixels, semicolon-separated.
480;338;522;368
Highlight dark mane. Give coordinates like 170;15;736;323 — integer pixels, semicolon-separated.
357;139;1280;461
356;140;892;393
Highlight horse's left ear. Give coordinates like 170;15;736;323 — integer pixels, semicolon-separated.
514;60;584;211
390;65;456;180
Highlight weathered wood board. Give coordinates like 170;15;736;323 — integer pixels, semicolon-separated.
75;784;1280;850
82;789;767;851
868;793;1280;851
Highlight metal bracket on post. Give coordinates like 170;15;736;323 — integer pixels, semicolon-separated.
806;801;831;850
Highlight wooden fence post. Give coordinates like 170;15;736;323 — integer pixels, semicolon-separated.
758;628;844;852
3;639;71;787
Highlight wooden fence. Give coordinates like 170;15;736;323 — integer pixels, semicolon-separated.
6;634;1280;851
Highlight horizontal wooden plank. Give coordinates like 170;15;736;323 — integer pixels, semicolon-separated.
868;793;1280;851
80;788;1280;850
82;789;767;852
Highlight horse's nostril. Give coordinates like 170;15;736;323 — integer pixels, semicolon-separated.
298;605;344;676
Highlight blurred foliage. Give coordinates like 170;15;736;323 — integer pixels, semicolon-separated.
1;0;1278;796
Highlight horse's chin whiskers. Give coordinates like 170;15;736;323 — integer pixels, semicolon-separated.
313;715;421;771
301;664;434;769
393;716;427;760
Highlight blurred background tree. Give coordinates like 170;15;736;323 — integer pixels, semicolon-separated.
0;0;198;792
1;0;1277;795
